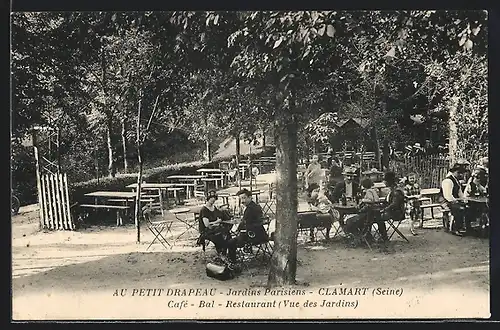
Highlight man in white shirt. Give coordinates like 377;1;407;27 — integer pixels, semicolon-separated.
441;163;468;236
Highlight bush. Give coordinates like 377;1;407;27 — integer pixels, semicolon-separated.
70;151;266;203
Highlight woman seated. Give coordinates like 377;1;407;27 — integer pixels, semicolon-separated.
197;190;232;255
464;166;489;227
306;183;334;241
465;166;488;198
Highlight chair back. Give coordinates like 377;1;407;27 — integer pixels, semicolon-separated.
297;211;319;229
194;189;206;201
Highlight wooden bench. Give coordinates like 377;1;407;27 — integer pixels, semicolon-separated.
107;198;155;203
167;187;185;205
79;204;130;226
420;203;443;221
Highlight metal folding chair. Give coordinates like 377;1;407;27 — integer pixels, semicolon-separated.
386;218;409;242
261;183;276;217
143;206;173;250
172;208;198;242
329;208;345;238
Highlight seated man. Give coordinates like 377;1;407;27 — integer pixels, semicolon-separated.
377;171;406;245
227;189;268;266
343;178;380;241
330;167;361;203
197;190;231;255
441;162;468;236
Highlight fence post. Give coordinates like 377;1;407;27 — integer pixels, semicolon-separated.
32;130;45;230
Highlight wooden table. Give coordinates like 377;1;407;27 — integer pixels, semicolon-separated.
197;168;223;174
200;175;224;190
85;191;137;199
126;183;177;190
459;196;489;204
332;202;358;218
420;188;441;202
166;175;206;199
82;191;138;226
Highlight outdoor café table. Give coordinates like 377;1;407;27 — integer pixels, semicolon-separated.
84;191;137;205
420;188;441;202
460;196;489;204
169;207;197;242
82;191;137;226
332;202;359;226
166;175;206;199
201;177;223;190
222;218;241;235
197;168;223;174
126;182;178;205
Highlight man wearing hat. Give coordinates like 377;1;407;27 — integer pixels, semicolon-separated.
441;162;468;236
226;188;267;265
331;167;361;203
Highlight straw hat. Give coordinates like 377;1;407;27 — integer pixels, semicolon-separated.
342;167;357;176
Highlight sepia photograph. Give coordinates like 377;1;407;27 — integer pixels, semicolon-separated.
10;10;490;320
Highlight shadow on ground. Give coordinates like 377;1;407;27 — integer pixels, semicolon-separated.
13;228;489;297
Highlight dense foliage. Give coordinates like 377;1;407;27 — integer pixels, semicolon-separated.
11;10;487;285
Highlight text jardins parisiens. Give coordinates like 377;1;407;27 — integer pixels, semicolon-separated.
112;286;403;297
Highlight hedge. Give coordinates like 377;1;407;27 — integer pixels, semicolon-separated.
69;149;273;203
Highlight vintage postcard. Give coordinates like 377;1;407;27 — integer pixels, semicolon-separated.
11;10;489;320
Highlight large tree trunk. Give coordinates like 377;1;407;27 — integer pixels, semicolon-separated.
101;38;115;178
134;93;143;243
268;93;299;287
235;132;241;190
373;127;381;170
205;140;211;162
448;96;459;165
106;116;115;178
134;146;143;243
261;126;266;148
122;115;128;174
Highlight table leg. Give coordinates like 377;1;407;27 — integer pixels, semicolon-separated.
157;188;164;216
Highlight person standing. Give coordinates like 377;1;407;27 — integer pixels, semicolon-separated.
305;154;323;190
441;162;468;236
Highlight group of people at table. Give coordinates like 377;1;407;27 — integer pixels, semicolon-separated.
303;154;489;246
196;153;488;268
196;188;268;270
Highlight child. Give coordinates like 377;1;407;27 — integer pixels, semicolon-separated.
404;172;421;235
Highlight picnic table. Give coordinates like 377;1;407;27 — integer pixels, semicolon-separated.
81;191;138;226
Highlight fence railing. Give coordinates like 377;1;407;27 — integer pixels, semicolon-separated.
39;173;74;230
390;155;449;189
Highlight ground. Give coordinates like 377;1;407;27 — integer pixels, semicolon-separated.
11;178;490;320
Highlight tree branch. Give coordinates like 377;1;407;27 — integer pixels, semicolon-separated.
145;94;160;132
